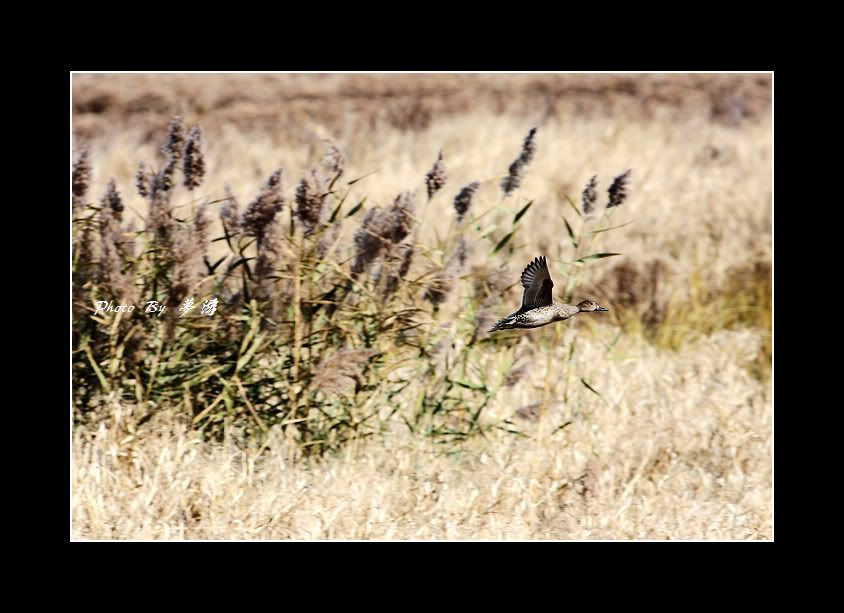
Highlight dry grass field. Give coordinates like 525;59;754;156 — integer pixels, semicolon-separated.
71;73;772;540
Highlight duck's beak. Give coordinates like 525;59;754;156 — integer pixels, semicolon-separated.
596;306;609;312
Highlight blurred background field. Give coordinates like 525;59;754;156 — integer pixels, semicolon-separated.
71;73;772;540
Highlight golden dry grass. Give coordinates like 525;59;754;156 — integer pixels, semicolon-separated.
73;329;770;540
72;73;772;540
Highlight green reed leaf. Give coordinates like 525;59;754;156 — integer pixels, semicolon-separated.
492;230;516;254
513;200;533;225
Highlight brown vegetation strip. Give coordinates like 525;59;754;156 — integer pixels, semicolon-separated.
72;73;771;141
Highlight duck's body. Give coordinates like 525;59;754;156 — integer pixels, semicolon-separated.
488;256;608;333
490;303;580;331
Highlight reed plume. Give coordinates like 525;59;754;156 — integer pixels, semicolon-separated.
253;218;285;314
162;116;186;163
193;199;211;255
72;148;91;209
294;168;327;233
243;173;287;315
582;175;598;215
101;179;124;221
136;161;151;198
182;125;205;191
453;181;479;222
351;191;416;277
167;202;211;315
98;209;131;301
147;190;174;250
242;170;285;242
352;208;380;276
607;169;632;209
322;139;345;184
72;216;99;333
219;184;240;235
152;155;178;195
146;159;178;250
385;191;415;243
425;150;447;200
501;127;538;196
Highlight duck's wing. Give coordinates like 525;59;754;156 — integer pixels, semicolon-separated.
520;256;553;309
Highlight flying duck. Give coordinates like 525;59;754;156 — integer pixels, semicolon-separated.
488;256;609;332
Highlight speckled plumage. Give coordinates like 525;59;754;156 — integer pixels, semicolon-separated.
488;256;609;333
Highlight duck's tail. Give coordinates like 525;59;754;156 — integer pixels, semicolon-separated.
488;315;516;333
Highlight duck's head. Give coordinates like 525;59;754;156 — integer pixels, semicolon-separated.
577;300;610;313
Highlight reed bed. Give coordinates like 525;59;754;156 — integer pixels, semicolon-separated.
74;118;641;452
